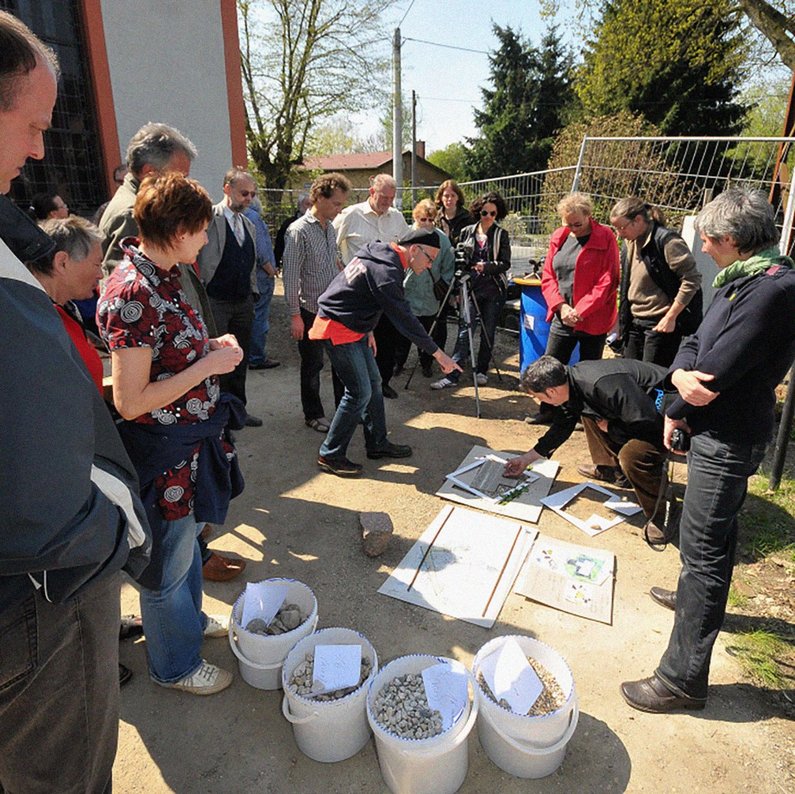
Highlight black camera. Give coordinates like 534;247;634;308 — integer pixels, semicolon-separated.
670;428;690;452
454;242;469;271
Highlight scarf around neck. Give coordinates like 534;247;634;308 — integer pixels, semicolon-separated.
713;246;793;288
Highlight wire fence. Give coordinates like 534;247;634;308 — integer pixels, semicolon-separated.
258;136;795;254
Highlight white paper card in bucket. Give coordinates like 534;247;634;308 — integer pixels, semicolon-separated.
478;636;542;714
312;644;362;694
241;581;288;628
422;661;468;731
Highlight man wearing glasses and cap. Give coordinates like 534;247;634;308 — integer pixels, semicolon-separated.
309;229;461;476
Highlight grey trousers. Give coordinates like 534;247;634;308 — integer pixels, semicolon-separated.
0;573;121;793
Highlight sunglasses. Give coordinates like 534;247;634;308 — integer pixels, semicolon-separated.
480;209;497;217
417;217;434;223
239;190;257;198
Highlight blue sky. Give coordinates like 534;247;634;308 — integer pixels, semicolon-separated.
351;0;568;153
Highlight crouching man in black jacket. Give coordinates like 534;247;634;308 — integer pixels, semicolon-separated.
504;355;674;542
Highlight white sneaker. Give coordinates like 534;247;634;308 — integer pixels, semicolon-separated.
475;373;488;386
203;614;229;638
157;660;233;695
431;377;456;390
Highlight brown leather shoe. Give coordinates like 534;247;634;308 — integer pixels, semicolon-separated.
202;552;247;582
620;674;706;713
650;586;676;611
576;464;630;488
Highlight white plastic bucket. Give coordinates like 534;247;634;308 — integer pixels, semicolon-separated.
228;578;318;690
472;635;579;779
366;655;479;794
281;627;378;763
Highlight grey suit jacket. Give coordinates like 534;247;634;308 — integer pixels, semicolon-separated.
197;201;259;296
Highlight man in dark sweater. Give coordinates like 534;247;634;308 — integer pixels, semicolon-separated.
309;229;460;476
504;355;673;542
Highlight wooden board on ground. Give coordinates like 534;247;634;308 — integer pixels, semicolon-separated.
378;505;538;629
515;534;616;624
435;444;559;523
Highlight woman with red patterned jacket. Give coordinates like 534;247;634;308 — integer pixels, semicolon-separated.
530;192;619;424
97;172;245;696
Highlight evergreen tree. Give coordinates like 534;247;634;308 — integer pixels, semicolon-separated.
575;0;748;136
464;25;575;179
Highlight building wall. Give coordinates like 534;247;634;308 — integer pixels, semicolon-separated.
99;0;241;199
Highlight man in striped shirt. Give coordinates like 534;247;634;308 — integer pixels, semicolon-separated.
283;173;351;432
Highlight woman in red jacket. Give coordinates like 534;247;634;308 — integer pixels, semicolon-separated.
531;192;619;423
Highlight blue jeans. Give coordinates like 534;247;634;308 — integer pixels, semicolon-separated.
249;272;275;365
319;337;388;459
656;431;767;699
448;292;502;383
140;514;207;684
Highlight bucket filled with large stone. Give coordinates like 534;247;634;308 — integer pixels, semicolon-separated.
366;654;478;794
281;627;379;763
472;635;579;779
228;578;318;690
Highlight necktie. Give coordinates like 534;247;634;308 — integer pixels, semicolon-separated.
233;213;244;245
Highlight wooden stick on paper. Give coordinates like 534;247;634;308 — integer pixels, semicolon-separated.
482;524;523;617
406;505;454;592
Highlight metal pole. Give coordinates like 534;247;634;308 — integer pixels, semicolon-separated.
571;136;588;192
769;364;795;491
411;90;417;207
392;27;403;210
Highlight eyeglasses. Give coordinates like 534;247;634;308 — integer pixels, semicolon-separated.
416;217;434;223
416;246;434;265
612;217;634;232
239;189;257;198
480;210;497;217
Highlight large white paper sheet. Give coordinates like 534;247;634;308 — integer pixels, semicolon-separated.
378;505;536;628
436;445;559;523
477;637;542;714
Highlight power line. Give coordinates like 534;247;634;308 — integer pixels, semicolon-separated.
403;36;489;55
398;0;417;28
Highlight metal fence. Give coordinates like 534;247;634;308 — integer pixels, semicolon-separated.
258;136;795;253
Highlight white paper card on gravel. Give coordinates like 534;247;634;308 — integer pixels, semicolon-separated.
479;637;542;714
241;581;288;628
422;661;468;731
312;644;362;693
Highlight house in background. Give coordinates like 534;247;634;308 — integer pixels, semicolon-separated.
298;143;451;201
5;0;245;215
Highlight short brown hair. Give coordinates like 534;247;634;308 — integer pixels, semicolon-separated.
412;198;436;221
0;10;60;111
223;167;254;187
134;173;212;249
310;172;351;202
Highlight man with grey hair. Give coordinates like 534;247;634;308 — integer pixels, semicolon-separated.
197;167;262;426
99;121;197;273
333;173;409;397
0;11;150;790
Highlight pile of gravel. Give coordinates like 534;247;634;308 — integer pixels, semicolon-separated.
477;656;566;716
244;603;304;635
371;673;445;740
287;652;373;701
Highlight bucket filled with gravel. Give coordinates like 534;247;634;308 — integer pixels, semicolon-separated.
228;578;318;690
472;635;579;779
281;627;378;763
366;654;478;794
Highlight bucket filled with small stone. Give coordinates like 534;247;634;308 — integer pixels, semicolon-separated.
281;627;378;763
228;578;318;690
472;635;579;779
366;655;478;794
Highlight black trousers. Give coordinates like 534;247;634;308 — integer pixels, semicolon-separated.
208;294;254;406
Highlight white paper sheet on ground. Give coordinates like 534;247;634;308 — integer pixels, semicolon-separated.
241;580;289;628
540;481;639;536
312;644;362;695
477;637;542;714
436;444;559;523
422;660;468;731
446;454;539;502
515;534;616;624
378;504;537;628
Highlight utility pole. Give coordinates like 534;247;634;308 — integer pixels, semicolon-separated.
411;90;417;207
392;27;403;209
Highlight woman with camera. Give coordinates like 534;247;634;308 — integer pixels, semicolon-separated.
431;191;510;389
621;188;795;714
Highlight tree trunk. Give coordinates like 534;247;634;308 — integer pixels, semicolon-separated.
739;0;795;71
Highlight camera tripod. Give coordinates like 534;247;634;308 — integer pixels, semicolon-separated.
405;268;502;418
